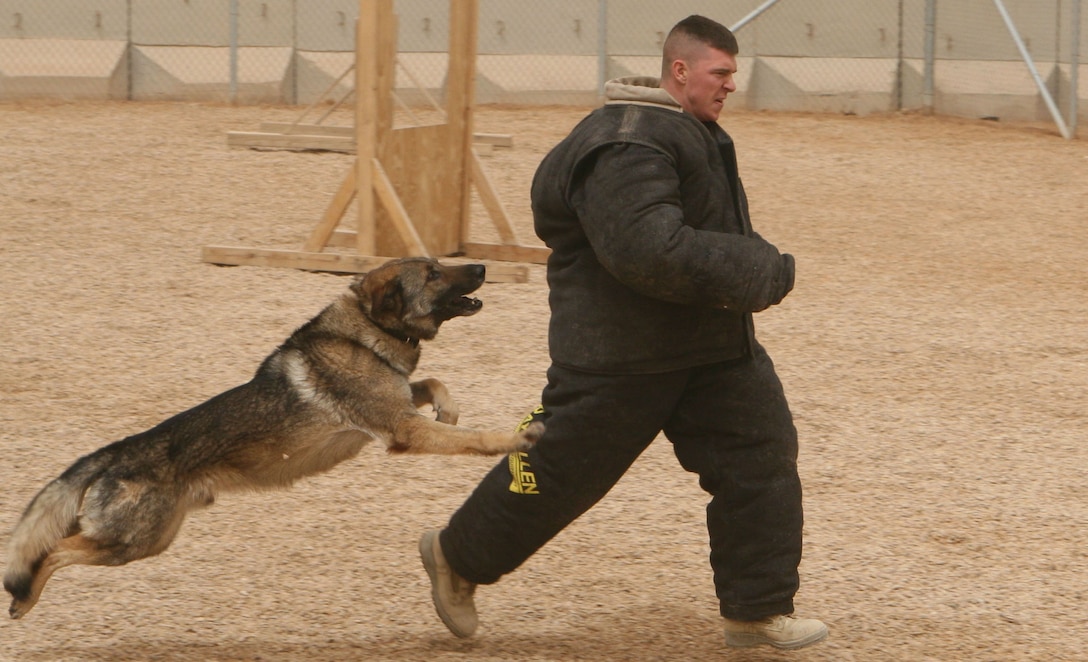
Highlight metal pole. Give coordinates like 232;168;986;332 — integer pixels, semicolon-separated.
291;0;298;104
229;0;239;104
896;0;905;110
597;0;607;100
126;0;133;100
923;0;936;113
730;0;783;33
1071;0;1081;136
993;0;1072;138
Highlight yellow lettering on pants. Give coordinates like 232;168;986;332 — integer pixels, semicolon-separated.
508;451;539;495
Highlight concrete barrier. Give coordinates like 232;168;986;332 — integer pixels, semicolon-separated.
933;59;1059;122
0;38;127;101
476;54;598;105
747;57;900;115
130;45;292;103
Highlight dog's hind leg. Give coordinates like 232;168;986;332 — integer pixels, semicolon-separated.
8;533;120;619
9;480;192;619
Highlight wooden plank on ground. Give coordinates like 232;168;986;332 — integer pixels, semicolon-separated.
203;246;387;273
473;132;513;147
329;231;549;266
228;129;510;154
462;242;550;265
260;122;354;137
201;246;530;282
227;131;354;153
260;123;512;146
330;236;548;266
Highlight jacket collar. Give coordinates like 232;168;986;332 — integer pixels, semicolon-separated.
604;76;683;112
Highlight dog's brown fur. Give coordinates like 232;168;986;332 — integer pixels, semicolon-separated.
3;257;543;619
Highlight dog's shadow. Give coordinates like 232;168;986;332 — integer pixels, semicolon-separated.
17;626;802;662
21;635;496;662
20;636;471;662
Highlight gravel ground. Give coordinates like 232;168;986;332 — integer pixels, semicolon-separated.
1;100;1086;661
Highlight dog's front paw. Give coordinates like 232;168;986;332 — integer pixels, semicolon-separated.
513;421;545;451
434;404;459;425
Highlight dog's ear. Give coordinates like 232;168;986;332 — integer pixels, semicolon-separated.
352;271;401;318
378;278;404;317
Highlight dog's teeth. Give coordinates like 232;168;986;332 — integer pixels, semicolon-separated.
282;453;290;460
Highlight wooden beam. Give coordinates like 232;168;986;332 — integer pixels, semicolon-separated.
202;245;530;282
322;233;550;267
304;166;357;252
227;130;508;155
207;0;539;281
375;5;397;139
328;229;357;248
447;0;478;248
229;126;509;154
256;123;512;146
462;242;550;265
355;0;380;256
469;148;518;244
260;122;354;137
204;246;387;273
371;158;429;256
472;132;514;148
227;131;354;152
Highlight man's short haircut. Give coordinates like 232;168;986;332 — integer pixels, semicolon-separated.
661;15;739;74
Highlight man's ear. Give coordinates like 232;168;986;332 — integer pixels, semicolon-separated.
671;59;688;85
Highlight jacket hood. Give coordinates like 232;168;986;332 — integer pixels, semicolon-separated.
604;76;683;111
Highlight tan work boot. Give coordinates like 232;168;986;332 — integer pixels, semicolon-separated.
723;614;828;649
419;529;478;638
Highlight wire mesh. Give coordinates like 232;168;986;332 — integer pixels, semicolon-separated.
0;0;1083;133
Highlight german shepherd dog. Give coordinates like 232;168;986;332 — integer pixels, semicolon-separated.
3;257;543;619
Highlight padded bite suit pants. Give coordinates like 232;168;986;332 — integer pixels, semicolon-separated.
440;344;803;620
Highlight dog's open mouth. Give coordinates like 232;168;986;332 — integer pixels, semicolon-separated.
438;294;483;319
431;264;486;322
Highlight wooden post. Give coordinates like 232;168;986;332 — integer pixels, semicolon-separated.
354;0;380;255
447;0;478;248
204;0;548;282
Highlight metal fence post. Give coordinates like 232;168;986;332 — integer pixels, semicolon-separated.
597;0;607;101
291;0;298;105
229;0;239;104
993;0;1071;138
923;0;936;113
730;0;783;32
1071;0;1081;136
126;0;133;100
896;0;905;110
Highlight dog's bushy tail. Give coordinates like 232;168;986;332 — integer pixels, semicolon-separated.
3;454;102;602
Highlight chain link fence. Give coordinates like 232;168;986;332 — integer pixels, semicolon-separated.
0;0;1083;134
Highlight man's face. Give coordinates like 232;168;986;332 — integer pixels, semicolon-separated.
674;47;738;122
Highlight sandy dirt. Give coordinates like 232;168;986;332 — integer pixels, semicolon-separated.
1;101;1086;661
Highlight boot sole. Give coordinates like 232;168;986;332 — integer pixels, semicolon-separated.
725;627;828;650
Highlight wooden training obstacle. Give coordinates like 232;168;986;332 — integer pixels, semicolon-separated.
203;0;549;283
